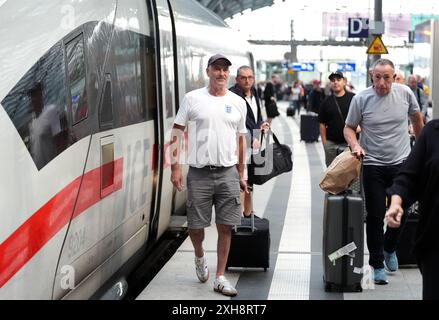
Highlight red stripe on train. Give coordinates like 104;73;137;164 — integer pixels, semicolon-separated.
0;158;123;289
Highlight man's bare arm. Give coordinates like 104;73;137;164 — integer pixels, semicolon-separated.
343;125;365;157
170;124;186;191
237;133;247;177
237;133;248;193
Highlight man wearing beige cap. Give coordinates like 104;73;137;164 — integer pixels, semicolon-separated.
170;54;247;296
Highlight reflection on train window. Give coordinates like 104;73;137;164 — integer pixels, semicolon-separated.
107;28;156;127
100;74;114;128
1;43;70;170
66;34;88;124
162;31;175;119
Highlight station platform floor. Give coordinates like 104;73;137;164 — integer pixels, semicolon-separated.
136;101;422;301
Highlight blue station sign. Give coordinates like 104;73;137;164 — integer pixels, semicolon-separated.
333;63;356;72
292;62;315;72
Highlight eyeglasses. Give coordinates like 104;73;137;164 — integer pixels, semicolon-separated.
238;76;254;81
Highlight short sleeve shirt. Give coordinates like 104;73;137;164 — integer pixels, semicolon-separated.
345;83;420;165
174;87;247;168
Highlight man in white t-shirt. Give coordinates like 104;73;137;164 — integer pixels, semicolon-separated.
170;54;247;297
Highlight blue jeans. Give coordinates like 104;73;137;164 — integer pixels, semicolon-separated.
363;164;409;269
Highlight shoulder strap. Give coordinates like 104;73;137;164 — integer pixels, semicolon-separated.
333;95;345;123
416;88;422;105
260;129;281;146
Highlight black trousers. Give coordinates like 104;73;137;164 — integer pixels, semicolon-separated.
363;164;409;269
418;251;439;300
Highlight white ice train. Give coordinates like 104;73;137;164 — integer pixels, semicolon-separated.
0;0;251;299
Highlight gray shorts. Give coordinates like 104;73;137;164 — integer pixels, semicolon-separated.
186;166;242;229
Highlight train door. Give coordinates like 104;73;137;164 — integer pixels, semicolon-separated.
152;0;179;239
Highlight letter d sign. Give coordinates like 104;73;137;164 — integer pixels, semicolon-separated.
348;18;369;38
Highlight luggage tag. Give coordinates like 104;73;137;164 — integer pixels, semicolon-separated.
353;267;363;274
328;242;357;264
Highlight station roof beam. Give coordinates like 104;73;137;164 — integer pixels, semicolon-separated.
196;0;275;20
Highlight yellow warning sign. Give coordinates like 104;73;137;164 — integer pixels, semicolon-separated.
367;36;388;54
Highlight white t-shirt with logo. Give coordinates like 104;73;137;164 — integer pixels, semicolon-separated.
174;87;247;168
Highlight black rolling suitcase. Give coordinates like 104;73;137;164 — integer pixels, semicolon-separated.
287;105;296;117
226;191;270;271
396;203;419;267
300;114;320;142
322;164;364;292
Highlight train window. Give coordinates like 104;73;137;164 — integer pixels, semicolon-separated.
99;74;114;129
1;43;70;170
107;29;156;127
83;18;156;132
139;35;157;122
66;34;88;124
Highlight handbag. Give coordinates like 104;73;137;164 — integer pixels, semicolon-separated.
247;131;293;185
266;100;280;117
319;148;360;195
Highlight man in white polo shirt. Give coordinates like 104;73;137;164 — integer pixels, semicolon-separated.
170;54;247;297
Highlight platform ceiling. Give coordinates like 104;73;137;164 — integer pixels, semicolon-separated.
196;0;275;20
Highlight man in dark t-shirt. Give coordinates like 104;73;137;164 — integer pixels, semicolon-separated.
318;71;355;167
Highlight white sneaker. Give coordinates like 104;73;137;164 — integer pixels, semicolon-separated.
213;275;238;297
194;254;209;283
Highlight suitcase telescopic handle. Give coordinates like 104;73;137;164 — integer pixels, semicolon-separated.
249;185;255;232
359;157;364;195
234;186;256;233
349;147;364;195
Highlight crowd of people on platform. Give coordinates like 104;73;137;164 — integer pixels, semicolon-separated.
171;54;437;300
255;71;430;124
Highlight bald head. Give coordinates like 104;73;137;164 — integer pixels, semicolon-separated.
407;75;418;90
394;72;405;84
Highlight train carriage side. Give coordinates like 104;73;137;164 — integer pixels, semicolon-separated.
0;0;158;300
0;0;125;300
53;0;159;299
